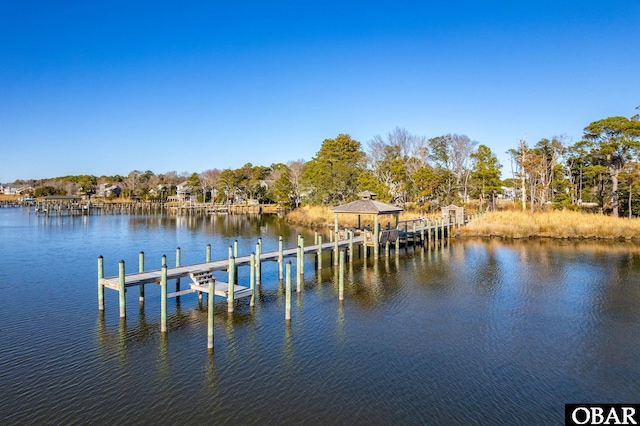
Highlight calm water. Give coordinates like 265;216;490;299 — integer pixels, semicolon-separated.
1;208;639;425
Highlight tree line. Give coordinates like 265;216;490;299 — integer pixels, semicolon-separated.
13;108;640;217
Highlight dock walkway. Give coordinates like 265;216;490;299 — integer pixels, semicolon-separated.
97;212;484;348
99;237;362;290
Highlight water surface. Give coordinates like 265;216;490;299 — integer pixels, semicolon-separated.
1;208;639;425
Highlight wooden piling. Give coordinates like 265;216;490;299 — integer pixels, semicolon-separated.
435;219;439;243
175;247;181;300
334;232;339;265
374;215;379;259
201;245;210;302
256;242;262;284
98;256;104;310
118;260;126;318
317;235;323;270
228;255;235;313
296;244;302;292
349;231;354;263
403;222;408;247
412;222;417;247
207;279;214;349
363;235;368;260
339;250;345;301
233;241;239;283
285;261;292;321
138;251;145;302
298;235;304;276
161;263;167;332
250;252;256;307
278;236;284;280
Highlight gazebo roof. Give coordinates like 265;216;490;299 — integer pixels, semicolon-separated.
330;192;404;215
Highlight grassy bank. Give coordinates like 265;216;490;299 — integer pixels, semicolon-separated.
458;210;640;239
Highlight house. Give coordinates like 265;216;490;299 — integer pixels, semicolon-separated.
168;181;196;202
501;186;515;199
96;183;122;198
1;185;17;195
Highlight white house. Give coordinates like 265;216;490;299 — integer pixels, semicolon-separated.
169;181;196;202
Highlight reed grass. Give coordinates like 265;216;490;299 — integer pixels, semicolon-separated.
458;210;640;239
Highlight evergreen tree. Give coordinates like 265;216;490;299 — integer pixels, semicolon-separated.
583;116;640;217
272;167;294;207
186;172;201;201
301;134;366;205
410;166;441;204
470;145;502;211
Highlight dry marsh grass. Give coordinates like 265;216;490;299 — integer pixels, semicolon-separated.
458;210;640;239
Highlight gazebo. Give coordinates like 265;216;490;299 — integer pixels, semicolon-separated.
329;191;404;258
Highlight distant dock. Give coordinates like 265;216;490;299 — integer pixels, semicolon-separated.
29;197;278;216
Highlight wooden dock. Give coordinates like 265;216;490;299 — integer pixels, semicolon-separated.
99;238;359;290
98;212;483;349
30;199;278;217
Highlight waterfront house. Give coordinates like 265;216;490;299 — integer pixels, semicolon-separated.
169;181;196;202
1;185;18;195
96;184;122;198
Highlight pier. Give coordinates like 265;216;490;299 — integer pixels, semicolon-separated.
29;197;278;216
98;211;482;349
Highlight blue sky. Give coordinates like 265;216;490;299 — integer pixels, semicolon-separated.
1;1;638;183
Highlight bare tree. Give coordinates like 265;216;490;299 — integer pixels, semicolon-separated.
200;169;221;202
367;127;428;203
507;138;528;211
427;133;477;203
518;138;528;211
534;136;565;205
447;134;478;201
287;160;305;207
124;170;142;198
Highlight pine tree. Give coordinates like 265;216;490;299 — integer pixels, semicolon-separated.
470;145;502;211
301;134;366;205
